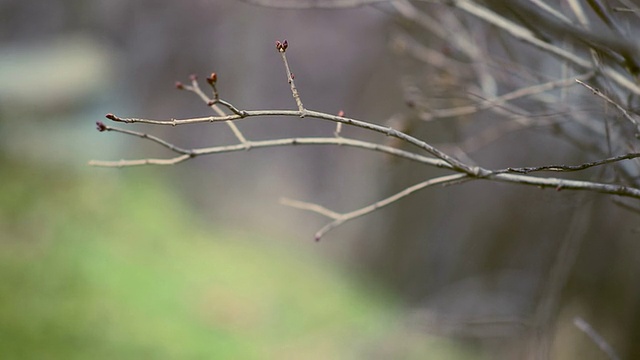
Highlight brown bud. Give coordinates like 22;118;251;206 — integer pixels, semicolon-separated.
276;41;282;51
175;81;185;90
282;40;288;51
96;121;107;132
206;72;217;85
207;100;215;106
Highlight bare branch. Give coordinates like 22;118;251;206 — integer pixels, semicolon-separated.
505;152;640;174
485;172;640;199
90;130;450;169
448;0;640;95
92;32;640;245
101;108;474;174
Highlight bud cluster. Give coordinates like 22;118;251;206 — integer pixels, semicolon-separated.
275;40;289;52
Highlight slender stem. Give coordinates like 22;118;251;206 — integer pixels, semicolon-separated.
279;48;306;115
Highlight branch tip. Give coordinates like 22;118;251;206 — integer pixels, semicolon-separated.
96;121;107;132
105;113;118;121
175;81;185;90
276;39;288;52
206;72;217;85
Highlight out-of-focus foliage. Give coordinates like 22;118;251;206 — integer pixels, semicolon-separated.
0;157;481;359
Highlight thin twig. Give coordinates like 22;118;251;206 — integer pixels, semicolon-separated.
89;131;451;169
485;172;640;198
277;40;306;115
576;79;640;134
184;76;249;146
419;73;593;121
282;173;469;240
574;317;621;360
528;0;573;24
505;152;640;174
94;122;193;155
612;198;640;215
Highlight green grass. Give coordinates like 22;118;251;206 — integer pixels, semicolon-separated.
0;158;483;359
0;160;400;359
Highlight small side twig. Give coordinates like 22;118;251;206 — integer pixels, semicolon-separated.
94;121;193;155
281;173;469;241
576;79;640;135
276;40;306;116
180;74;250;147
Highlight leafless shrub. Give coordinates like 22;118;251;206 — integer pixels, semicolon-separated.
91;0;640;357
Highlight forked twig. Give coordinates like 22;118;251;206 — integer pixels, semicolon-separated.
281;173;469;240
179;74;249;146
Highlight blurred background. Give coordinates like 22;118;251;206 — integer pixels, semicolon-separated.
1;0;639;358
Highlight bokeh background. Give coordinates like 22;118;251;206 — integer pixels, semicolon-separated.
1;0;639;359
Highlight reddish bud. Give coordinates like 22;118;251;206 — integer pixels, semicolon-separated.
290;72;295;80
207;100;215;106
282;40;288;51
96;121;107;132
189;74;198;81
276;41;282;51
337;110;345;117
105;113;117;121
206;72;217;85
175;81;184;90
